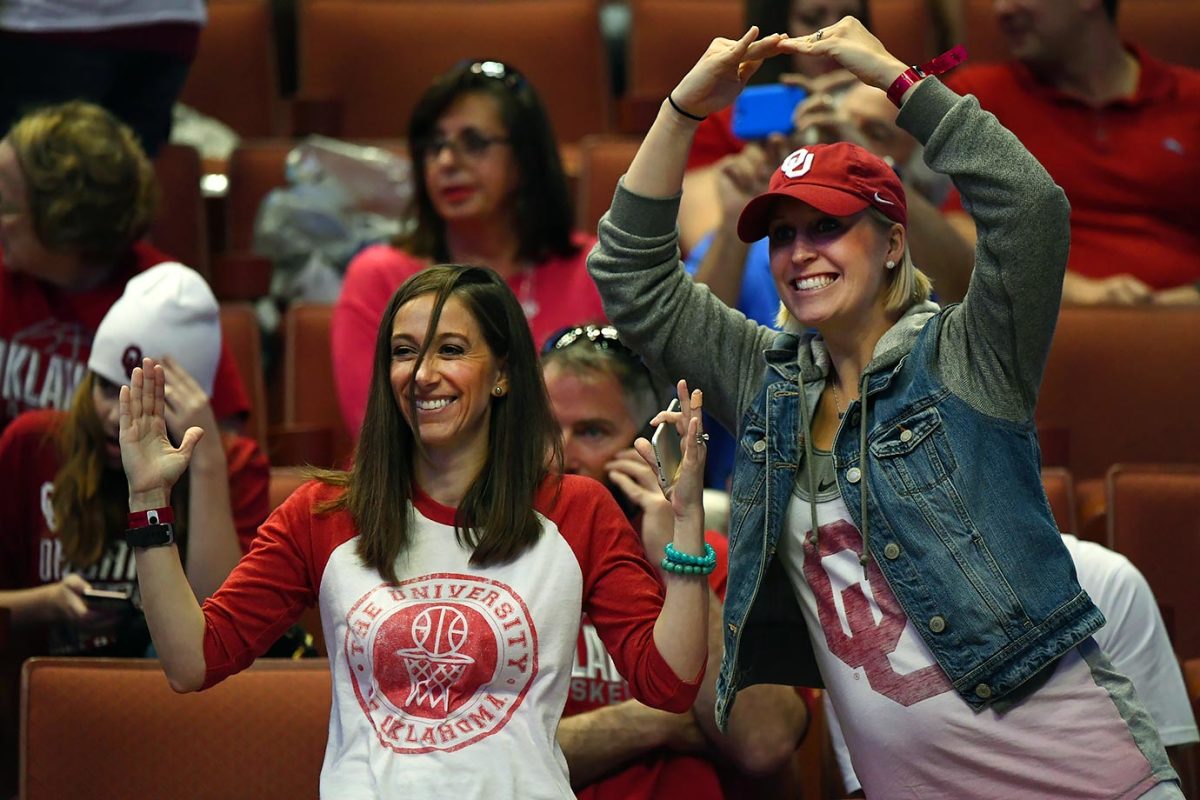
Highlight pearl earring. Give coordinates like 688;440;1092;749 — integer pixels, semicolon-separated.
886;259;896;270
493;385;504;396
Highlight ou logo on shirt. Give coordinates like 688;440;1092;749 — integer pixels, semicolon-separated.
781;148;815;178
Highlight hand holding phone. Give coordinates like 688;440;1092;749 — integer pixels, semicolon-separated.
651;398;683;491
732;83;808;140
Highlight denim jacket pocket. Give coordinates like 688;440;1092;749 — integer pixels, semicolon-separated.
869;406;958;496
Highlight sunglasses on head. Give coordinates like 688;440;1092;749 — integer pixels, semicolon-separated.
541;324;642;364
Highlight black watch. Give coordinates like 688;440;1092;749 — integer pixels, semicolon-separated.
125;522;176;549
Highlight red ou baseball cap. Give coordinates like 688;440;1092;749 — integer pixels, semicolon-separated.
736;142;907;243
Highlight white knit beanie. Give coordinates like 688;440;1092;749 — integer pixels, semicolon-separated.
88;262;221;396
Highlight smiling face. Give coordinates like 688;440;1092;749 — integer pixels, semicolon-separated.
390;293;506;470
421;92;520;229
768;198;902;333
543;363;641;482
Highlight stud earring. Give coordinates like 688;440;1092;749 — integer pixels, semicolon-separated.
886;259;896;270
493;385;504;396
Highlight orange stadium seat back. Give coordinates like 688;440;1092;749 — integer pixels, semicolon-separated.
962;0;1008;63
1105;464;1200;661
270;302;353;468
1041;466;1078;536
150;143;208;279
1118;0;1200;69
219;302;268;449
626;0;743;104
223;139;294;253
576;135;642;233
179;0;285;137
869;0;939;68
298;0;610;142
1035;306;1200;483
20;658;330;800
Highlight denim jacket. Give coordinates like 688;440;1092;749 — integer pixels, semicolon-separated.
587;78;1101;728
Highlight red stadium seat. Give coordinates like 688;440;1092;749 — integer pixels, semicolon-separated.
576;135;643;233
150;143;208;279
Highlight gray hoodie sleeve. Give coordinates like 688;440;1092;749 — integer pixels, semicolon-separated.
899;79;1071;421
585;185;776;434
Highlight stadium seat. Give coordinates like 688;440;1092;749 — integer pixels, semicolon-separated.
179;0;287;136
270;303;353;468
1105;463;1200;661
576;135;642;233
20;658;330;800
218;303;268;449
297;0;610;142
1041;466;1078;535
150;143;209;279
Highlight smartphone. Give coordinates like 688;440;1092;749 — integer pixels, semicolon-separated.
83;586;133;609
732;84;809;140
651;399;683;491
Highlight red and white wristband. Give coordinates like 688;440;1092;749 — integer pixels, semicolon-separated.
886;45;968;108
126;506;176;549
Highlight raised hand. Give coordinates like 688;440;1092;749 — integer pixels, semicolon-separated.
780;16;909;93
633;380;708;522
119;357;204;507
160;355;219;446
671;27;791;120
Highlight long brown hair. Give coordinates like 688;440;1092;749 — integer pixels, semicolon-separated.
51;373;190;567
316;265;562;582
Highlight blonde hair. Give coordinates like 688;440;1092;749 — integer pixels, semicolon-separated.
7;101;156;264
775;209;932;332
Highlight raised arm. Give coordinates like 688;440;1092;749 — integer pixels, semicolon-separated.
588;29;794;431
120;359;208;691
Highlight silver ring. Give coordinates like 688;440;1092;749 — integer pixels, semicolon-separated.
695;432;710;446
814;28;824;41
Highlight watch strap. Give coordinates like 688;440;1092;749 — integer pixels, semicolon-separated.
128;506;174;528
125;522;176;549
886;45;968;108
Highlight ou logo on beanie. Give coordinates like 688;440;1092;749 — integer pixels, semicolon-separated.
87;262;222;395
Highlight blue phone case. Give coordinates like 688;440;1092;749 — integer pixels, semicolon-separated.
731;84;808;140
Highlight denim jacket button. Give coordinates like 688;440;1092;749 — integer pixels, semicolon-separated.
846;467;862;483
928;615;946;633
752;439;767;453
883;542;901;560
974;683;992;699
899;428;913;443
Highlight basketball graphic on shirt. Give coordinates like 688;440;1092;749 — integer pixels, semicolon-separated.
345;574;538;754
411;606;469;656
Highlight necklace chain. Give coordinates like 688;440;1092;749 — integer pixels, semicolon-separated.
830;380;846;419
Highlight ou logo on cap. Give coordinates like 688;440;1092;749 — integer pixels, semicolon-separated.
781;148;814;178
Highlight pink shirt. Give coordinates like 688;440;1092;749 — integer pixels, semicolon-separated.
332;234;604;435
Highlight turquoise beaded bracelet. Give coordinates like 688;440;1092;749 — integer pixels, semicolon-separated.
661;542;717;576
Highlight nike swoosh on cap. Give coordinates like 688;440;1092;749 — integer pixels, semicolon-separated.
873;191;896;206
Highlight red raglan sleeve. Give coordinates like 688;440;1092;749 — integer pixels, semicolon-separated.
199;481;342;688
221;434;271;553
551;477;703;713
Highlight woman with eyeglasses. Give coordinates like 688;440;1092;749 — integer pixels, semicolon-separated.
587;20;1181;799
333;61;604;436
119;265;710;798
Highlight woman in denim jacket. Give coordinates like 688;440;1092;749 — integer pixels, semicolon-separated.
587;18;1181;798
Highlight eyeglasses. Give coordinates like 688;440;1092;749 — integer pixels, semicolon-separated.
541;324;642;364
418;128;510;162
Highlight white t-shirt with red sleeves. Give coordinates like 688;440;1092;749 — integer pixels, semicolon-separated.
777;450;1172;799
197;475;698;800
